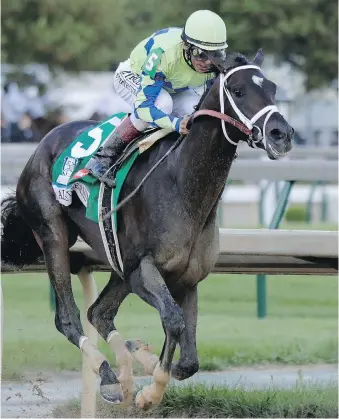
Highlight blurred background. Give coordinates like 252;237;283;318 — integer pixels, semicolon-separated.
1;0;338;144
1;0;338;226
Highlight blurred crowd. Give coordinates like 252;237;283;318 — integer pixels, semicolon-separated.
1;79;115;143
1;81;70;143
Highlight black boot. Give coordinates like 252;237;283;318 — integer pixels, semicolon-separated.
85;131;125;188
85;116;140;188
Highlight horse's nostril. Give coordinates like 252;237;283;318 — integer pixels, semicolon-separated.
270;128;286;140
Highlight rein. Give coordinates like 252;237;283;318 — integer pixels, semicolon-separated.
190;109;252;136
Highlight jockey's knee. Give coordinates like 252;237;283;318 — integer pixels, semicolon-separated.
130;89;173;131
130;113;149;131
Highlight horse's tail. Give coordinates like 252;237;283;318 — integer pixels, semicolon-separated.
1;195;42;268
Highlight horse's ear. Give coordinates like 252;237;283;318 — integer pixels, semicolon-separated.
253;48;264;66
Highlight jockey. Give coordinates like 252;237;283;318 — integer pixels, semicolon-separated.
86;10;228;186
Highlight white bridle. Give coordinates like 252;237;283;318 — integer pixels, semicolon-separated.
219;64;280;148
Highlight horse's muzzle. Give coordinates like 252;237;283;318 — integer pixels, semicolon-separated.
265;125;293;160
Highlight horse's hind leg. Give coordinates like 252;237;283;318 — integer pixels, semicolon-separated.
17;181;123;404
87;271;134;405
129;256;185;410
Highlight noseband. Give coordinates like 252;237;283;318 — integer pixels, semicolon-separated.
191;65;280;149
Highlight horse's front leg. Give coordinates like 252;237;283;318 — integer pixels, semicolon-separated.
129;256;185;410
87;270;134;406
172;285;200;380
126;285;199;381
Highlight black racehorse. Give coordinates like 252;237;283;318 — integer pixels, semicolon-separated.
1;51;293;409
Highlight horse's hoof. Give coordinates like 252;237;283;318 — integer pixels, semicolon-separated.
100;383;124;404
126;339;158;375
172;361;199;381
125;339;151;353
99;360;123;404
135;389;153;410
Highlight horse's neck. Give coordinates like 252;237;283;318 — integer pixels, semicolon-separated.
175;114;238;221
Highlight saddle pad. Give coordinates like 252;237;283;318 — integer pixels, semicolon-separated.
51;112;139;227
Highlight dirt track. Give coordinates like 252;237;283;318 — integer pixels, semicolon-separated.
1;364;337;418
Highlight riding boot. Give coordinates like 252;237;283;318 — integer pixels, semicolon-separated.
85;116;141;187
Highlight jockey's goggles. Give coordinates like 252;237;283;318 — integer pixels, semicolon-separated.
191;47;227;62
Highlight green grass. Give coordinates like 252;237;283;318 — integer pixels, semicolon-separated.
2;270;337;380
53;382;338;418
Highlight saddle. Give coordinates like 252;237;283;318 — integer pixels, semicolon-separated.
107;126;173;185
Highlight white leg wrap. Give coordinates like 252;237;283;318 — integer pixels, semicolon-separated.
107;330;134;405
79;335;89;350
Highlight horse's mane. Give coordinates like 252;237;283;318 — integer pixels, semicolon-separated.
224;52;250;68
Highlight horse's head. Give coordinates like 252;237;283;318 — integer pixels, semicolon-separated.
206;49;294;159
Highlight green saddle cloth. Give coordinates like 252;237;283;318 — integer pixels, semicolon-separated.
51;113;139;228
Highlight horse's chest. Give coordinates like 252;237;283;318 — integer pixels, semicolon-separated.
181;246;218;285
159;234;219;286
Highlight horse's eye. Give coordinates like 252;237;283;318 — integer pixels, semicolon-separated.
233;87;245;98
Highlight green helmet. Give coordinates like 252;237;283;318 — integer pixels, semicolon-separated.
182;10;228;51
